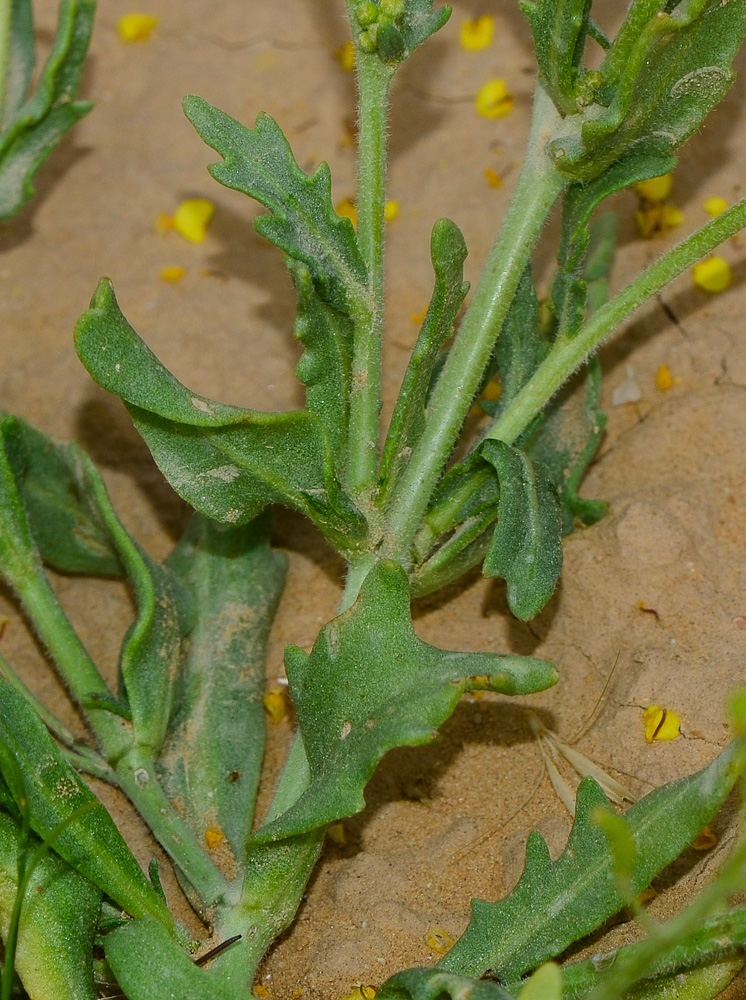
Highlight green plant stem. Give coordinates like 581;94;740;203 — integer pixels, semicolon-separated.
488;195;746;447
0;0;11;125
346;51;393;501
114;748;231;909
8;567;130;760
381;83;567;561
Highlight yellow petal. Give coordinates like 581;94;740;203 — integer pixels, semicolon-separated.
334;40;356;72
475;79;514;119
693;826;717;851
693;256;733;293
204;827;225;849
118;13;160;43
255;986;270;997
410;306;428;324
634;173;673;203
263;688;288;725
336;198;357;226
173;199;215;243
484;166;503;188
643;705;681;743
327;822;347;847
154;212;174;235
704;196;729;218
384;200;399;222
460;16;495;51
340;989;376;1000
425;927;454;955
655;364;674;391
159;266;186;283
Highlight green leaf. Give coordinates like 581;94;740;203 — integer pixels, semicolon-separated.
252;561;558;842
0;0;96;220
74;279;368;557
378;967;513;1000
548;0;746;181
518;0;594;115
558;906;746;999
0;811;101;1000
397;0;452;56
1;0;34;130
438;737;746;983
482;441;563;621
380;218;469;502
159;513;287;865
289;259;353;472
182;95;367;315
0;680;173;929
1;413;122;577
104;915;235;1000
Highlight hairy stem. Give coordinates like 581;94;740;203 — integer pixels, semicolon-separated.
114;748;231;909
346;51;393;500
488;195;746;447
381;83;567;561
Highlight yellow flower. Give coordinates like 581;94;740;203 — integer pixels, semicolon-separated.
340;988;375;1000
118;13;159;43
476;79;514;119
460;16;495;51
692;256;733;293
643;705;681;743
704;196;729;218
173;199;215;243
634;173;673;203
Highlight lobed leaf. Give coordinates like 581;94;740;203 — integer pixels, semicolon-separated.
182;95;367;316
0;0;96;220
397;0;453;57
378;967;513;1000
289;259;354;472
438;737;746;983
519;0;594;115
0;680;172;928
482;440;563;621
75;279;367;556
379;218;469;503
0;811;101;1000
160;513;287;865
252;561;558;842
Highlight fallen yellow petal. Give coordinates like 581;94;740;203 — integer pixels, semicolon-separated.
476;78;514;119
635;203;684;239
340;989;376;1000
263;688;288;725
154;212;174;235
425;927;454;955
484;166;503;188
643;705;681;743
204;827;225;850
334;39;356;72
255;986;270;997
634;173;673;203
384;200;399;222
118;13;159;43
692;826;717;851
481;378;502;403
693;256;733;293
655;364;674;391
336;198;357;226
410;306;428;324
704;196;729;218
327;822;347;847
159;265;186;283
173;199;215;243
460;15;495;51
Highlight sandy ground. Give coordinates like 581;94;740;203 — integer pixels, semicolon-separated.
2;2;746;998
